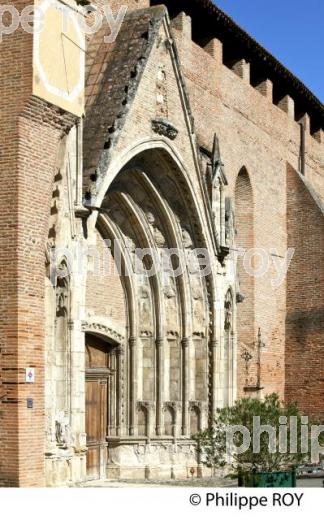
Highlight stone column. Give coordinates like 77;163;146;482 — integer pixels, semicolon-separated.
129;337;137;436
211;339;219;418
156;337;164;436
146;402;155;438
181;337;190;435
229;332;235;406
75;118;83;206
116;345;125;436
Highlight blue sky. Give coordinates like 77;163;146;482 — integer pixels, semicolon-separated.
213;0;324;101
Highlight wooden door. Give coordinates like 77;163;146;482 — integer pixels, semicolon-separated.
86;376;108;480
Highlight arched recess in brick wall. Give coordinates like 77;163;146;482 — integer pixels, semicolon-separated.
234;167;255;396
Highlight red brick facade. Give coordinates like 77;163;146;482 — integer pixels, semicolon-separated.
0;4;76;486
0;0;323;486
285;164;324;416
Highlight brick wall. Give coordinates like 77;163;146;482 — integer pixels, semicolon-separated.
0;5;33;486
285;164;324;417
0;0;323;486
0;6;76;485
172;17;322;404
86;229;127;328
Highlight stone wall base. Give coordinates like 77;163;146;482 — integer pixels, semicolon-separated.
45;439;215;485
106;438;200;480
45;453;87;487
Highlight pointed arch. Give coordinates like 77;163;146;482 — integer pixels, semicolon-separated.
84;142;220;441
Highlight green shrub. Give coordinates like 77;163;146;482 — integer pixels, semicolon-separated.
193;393;323;475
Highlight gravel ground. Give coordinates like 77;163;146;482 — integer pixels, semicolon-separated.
77;477;324;488
77;477;236;488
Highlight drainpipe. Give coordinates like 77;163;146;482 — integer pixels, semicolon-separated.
299;121;306;175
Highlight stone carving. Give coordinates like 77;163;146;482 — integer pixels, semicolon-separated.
145;210;166;248
224;291;233;331
156;66;168;119
56;284;68;317
55;420;65;446
139;285;153;335
189;401;203;413
55;412;70;448
163;401;182;414
137;401;155;412
181;226;193;249
189;401;208;429
191;276;203;301
206;133;226;190
152;118;179;140
193;302;205;333
81;320;124;344
164;279;179;334
110;207;126;226
191;276;205;333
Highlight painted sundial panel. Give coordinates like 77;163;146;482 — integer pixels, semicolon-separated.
33;0;85;116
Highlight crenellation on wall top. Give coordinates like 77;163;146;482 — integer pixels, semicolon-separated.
168;5;323;143
171;11;192;40
203;38;223;64
277;94;295;120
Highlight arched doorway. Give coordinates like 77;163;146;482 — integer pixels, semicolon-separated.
85;333;118;480
83;145;217;478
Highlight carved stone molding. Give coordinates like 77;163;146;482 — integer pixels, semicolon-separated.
166;330;179;339
224;291;233;331
137;401;155;412
140;330;153;338
81;319;125;344
152;118;179;140
236;291;245;303
192;331;205;338
163;401;182;412
189;401;208;414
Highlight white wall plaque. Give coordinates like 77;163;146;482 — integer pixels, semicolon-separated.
25;368;35;383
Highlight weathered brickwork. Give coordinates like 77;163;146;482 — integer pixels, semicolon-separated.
285;164;324;417
171;9;322;403
0;4;76;486
86;229;127;326
0;0;323;486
